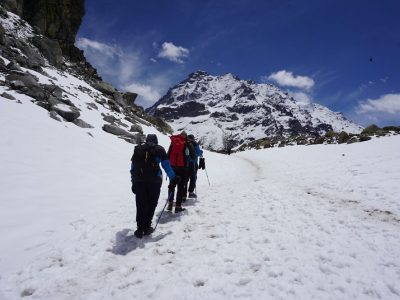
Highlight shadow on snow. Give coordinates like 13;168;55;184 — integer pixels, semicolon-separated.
109;229;172;255
109;198;197;255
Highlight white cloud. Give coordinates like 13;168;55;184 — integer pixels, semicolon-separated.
267;70;314;90
157;42;189;63
76;38;122;58
357;93;400;114
124;82;161;105
290;91;312;106
76;37;181;107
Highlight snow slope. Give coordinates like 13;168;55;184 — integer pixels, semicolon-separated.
1;96;400;299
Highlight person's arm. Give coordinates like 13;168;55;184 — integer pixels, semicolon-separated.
130;162;135;181
195;144;203;158
130;159;137;193
157;146;175;180
161;160;175;180
188;143;196;160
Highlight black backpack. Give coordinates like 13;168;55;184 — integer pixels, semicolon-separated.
132;143;159;179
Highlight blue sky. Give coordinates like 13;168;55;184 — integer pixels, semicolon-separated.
77;0;400;126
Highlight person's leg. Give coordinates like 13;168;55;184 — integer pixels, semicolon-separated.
145;182;162;231
188;164;196;194
176;168;188;211
134;183;146;237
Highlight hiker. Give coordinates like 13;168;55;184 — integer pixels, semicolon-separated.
167;131;195;212
186;134;203;198
130;134;180;238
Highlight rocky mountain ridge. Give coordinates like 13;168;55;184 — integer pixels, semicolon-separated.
147;71;363;150
0;1;172;144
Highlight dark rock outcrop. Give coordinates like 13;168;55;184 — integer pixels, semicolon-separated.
154;101;209;120
73;118;93;128
21;0;85;60
1;92;16;100
52;104;80;121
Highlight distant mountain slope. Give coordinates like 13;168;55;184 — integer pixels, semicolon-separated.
147;71;362;150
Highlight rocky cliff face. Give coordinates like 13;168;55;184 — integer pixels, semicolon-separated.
147;71;363;150
2;0;84;62
0;2;172;143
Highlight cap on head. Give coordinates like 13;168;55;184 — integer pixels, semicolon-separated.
180;131;187;137
187;134;195;141
146;134;158;144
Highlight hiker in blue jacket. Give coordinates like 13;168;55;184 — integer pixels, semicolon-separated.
130;134;180;238
186;134;203;198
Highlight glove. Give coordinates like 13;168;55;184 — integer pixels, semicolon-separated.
131;182;137;194
199;157;205;170
171;175;181;186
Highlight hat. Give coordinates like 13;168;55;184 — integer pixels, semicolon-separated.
146;134;158;144
180;131;187;137
187;134;195;141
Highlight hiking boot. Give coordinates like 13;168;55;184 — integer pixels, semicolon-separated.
143;227;154;236
175;206;186;213
188;192;197;198
134;229;143;239
167;202;173;211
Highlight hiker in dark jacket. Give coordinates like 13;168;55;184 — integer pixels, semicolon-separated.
186;134;203;198
167;131;195;213
131;134;180;238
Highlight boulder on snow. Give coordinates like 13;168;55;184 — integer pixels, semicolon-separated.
359;135;372;142
44;84;63;99
347;136;359;144
113;92;126;107
338;131;350;144
6;61;21;71
0;23;5;37
6;72;40;88
103;115;119;124
1;92;16;100
129;124;143;134
92;80;116;96
361;124;382;136
47;95;63;106
123;92;138;105
52;103;80;122
25;86;47;101
32;36;63;67
102;124;136;139
86;102;98;110
49;110;61;121
73;118;94;128
9;80;26;89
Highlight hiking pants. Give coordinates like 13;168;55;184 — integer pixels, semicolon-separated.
135;181;161;230
168;167;188;206
188;163;198;193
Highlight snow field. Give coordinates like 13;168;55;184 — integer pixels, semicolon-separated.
1;92;400;299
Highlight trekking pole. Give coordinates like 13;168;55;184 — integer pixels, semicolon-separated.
154;191;174;231
204;167;211;186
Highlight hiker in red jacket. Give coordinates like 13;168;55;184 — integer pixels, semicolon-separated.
167;131;195;213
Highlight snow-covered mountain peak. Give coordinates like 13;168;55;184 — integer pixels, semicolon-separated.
147;71;363;150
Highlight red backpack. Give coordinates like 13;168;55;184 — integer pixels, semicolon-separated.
169;135;186;167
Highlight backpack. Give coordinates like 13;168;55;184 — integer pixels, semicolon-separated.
169;135;187;167
132;143;159;179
